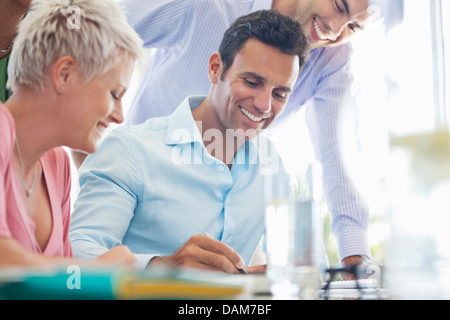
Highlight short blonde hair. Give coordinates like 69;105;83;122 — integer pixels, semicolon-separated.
7;0;143;90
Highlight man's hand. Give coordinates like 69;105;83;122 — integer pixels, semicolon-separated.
148;234;245;274
245;265;266;274
341;255;364;280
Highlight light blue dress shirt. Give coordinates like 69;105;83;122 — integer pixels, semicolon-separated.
118;0;371;261
69;96;288;270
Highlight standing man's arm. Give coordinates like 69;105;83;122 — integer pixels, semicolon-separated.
304;47;371;277
119;0;189;49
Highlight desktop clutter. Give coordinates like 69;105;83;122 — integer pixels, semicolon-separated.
0;261;384;300
0;266;251;300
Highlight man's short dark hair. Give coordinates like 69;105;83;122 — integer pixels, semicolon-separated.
218;10;309;79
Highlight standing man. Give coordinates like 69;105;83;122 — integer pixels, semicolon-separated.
69;10;310;272
118;0;375;272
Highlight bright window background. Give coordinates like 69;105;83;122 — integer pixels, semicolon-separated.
443;0;450;126
270;0;449;265
344;0;449;265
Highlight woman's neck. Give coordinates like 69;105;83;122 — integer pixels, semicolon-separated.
5;92;50;171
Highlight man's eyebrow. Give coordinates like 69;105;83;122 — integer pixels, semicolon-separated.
278;86;292;93
240;71;292;92
341;0;350;17
341;0;365;31
240;71;266;83
354;23;364;31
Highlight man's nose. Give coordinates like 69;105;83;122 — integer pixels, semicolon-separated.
328;16;350;40
254;90;272;114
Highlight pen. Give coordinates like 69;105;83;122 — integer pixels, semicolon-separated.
203;232;248;275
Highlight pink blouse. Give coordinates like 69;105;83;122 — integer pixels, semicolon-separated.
0;103;72;257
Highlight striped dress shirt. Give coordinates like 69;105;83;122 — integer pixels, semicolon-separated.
119;0;371;261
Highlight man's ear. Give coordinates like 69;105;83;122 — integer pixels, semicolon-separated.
51;55;76;93
208;52;223;84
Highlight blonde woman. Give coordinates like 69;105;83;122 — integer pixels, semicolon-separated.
0;0;143;268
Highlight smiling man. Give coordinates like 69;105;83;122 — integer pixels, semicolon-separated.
114;0;376;274
69;10;310;273
281;0;371;48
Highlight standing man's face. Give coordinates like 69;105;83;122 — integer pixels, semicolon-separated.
291;0;372;50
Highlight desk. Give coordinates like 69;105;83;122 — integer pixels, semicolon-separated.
0;267;386;300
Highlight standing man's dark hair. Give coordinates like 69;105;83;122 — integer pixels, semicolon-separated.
219;10;309;79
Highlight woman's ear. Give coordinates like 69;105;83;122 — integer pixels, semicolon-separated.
208;52;223;84
51;55;76;93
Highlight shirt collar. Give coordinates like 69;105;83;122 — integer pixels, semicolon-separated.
165;96;205;145
165;95;263;165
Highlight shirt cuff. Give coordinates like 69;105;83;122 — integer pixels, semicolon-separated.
135;253;158;270
71;244;107;260
335;227;371;262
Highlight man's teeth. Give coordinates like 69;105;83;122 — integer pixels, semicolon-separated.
240;107;263;122
313;19;330;41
